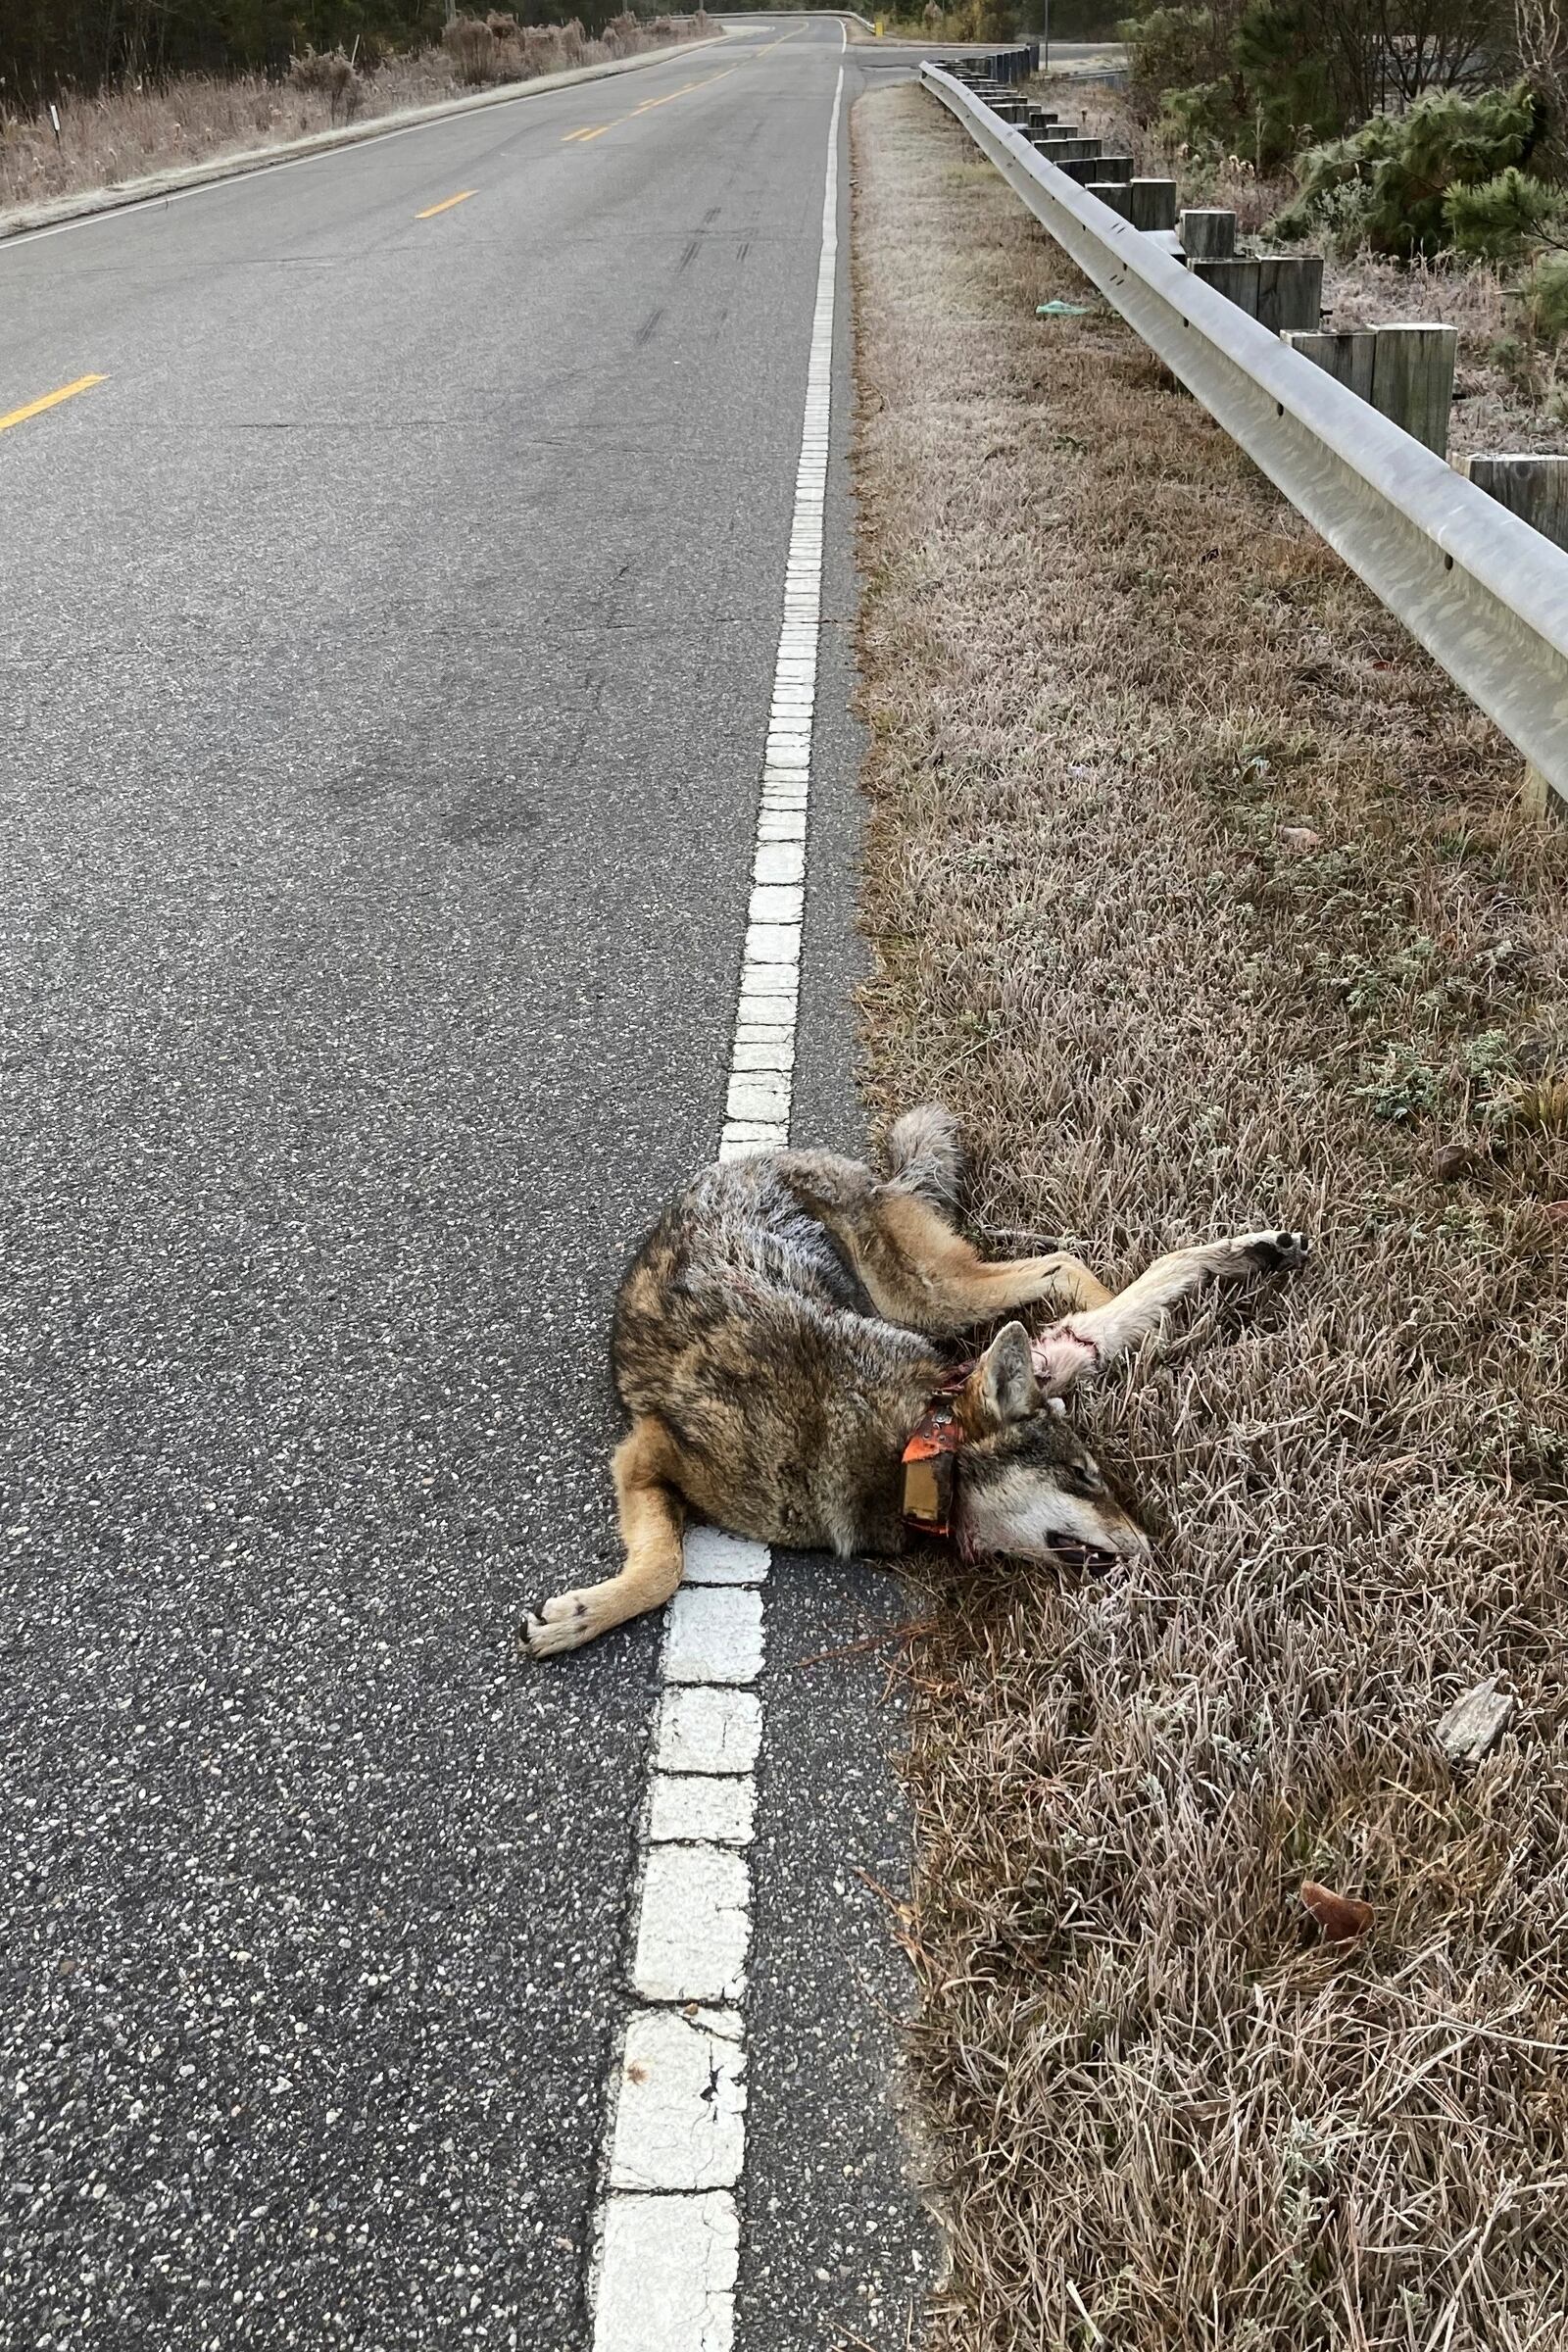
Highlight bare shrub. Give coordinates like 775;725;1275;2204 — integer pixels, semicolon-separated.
517;24;566;74
287;47;361;122
1517;0;1568;157
287;46;331;96
442;15;499;85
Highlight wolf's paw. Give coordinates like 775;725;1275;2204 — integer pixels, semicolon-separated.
521;1588;600;1660
1233;1228;1311;1275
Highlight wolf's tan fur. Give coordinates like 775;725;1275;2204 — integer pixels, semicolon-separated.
523;1108;1308;1657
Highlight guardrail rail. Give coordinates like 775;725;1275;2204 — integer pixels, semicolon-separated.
922;61;1568;814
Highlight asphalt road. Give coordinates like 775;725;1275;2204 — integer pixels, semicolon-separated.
0;22;928;2347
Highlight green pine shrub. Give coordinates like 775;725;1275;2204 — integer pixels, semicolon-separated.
1274;81;1545;258
1446;165;1568;261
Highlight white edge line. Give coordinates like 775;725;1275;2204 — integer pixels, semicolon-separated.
587;45;844;2352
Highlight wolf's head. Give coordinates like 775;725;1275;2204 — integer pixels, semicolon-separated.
952;1322;1148;1568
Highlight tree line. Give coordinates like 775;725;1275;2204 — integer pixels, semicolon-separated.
0;0;674;103
1121;0;1529;172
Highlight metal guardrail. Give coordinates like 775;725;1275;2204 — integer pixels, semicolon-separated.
922;63;1568;812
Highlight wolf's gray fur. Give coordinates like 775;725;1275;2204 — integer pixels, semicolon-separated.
523;1110;1308;1657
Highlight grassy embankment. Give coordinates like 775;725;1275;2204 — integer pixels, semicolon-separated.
853;79;1568;2351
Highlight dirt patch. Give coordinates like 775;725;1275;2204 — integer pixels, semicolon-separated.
852;80;1568;2350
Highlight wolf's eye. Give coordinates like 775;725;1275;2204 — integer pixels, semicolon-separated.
1062;1458;1103;1495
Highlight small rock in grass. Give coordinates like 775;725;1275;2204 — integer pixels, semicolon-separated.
1279;825;1321;853
1300;1881;1373;1942
1432;1142;1476;1182
1436;1676;1515;1766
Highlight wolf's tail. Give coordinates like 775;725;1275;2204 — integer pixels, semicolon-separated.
883;1103;964;1217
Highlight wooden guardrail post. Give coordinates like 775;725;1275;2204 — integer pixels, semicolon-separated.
1061;153;1127;185
1465;473;1568;816
1370;324;1456;457
1085;180;1133;218
1178;208;1236;260
1256;256;1323;333
1282;328;1375;400
1465;454;1568;553
1281;323;1454;452
1128;179;1178;231
1190;257;1260;317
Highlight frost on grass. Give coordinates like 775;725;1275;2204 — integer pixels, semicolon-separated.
851;83;1568;2352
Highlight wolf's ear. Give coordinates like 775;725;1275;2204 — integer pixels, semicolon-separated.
962;1322;1038;1434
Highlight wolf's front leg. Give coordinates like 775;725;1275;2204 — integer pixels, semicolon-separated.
522;1420;686;1659
1031;1228;1310;1395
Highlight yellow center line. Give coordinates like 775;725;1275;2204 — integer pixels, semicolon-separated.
416;188;476;219
628;74;711;111
562;64;737;144
0;373;106;436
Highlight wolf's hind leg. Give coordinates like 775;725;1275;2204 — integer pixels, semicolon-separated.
523;1418;686;1660
1032;1228;1311;1394
855;1190;1114;1335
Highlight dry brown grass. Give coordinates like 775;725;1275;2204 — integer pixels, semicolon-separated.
852;82;1568;2352
0;15;711;220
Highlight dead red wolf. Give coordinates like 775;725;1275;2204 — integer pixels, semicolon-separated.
523;1106;1309;1657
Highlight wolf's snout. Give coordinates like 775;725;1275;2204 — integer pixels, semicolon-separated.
1044;1507;1148;1575
1064;1502;1149;1565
